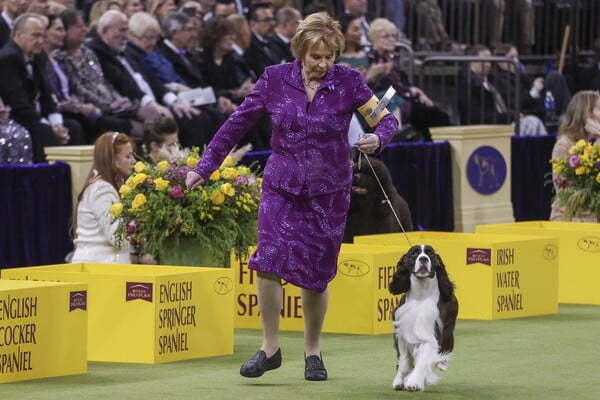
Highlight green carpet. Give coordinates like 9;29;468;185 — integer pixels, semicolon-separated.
2;304;598;400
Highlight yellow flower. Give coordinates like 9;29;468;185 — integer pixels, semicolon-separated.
210;189;225;205
597;172;600;184
119;184;132;199
110;202;123;217
221;167;238;180
187;156;199;168
131;193;147;210
133;173;148;186
154;177;169;191
221;156;234;168
134;161;146;173
156;160;169;173
575;166;586;175
209;170;220;181
237;166;251;176
574;139;587;152
221;182;235;196
125;175;137;188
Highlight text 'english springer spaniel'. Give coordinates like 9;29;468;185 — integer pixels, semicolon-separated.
389;245;459;392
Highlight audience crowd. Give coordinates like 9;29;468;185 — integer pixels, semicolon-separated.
1;0;599;165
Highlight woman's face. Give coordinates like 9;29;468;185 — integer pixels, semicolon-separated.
156;0;177;21
301;41;335;81
65;16;87;48
124;0;144;17
47;18;66;50
150;132;179;160
216;32;235;53
0;99;11;125
115;142;135;178
136;27;161;53
344;19;362;48
372;28;397;52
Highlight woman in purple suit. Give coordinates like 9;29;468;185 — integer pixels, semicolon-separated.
186;13;398;381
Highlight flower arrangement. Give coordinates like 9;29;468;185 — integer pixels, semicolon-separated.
110;146;261;266
549;136;600;221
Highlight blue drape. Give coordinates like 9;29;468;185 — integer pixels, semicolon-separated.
511;135;555;221
0;162;73;269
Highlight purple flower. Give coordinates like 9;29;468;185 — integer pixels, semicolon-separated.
169;184;185;199
130;236;139;246
234;176;249;185
594;161;600;170
144;178;154;186
569;154;580;168
590;135;598;144
164;165;191;181
126;220;138;234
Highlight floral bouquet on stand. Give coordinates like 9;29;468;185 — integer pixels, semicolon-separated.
111;146;261;267
549;136;600;221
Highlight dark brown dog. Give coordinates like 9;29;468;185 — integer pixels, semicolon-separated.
343;155;413;243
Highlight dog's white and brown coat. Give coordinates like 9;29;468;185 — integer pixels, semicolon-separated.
389;245;458;391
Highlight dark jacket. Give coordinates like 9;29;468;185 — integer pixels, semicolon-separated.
457;68;510;125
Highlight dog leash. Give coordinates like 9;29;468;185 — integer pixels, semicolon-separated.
358;152;413;247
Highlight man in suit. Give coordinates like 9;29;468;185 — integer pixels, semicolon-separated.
577;37;600;93
0;13;83;162
244;2;277;77
0;0;30;48
87;10;220;148
267;5;301;65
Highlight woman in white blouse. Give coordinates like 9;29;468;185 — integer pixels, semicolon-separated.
70;132;134;263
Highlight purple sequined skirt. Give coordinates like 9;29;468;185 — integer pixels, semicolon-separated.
248;183;350;292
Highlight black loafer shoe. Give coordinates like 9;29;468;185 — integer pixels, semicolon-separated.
240;349;282;378
305;354;327;381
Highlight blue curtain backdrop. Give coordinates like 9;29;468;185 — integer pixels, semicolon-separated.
0;162;73;269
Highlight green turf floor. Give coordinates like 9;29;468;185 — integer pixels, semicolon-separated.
2;304;598;400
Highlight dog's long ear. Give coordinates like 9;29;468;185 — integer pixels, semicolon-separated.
389;255;411;295
434;254;455;302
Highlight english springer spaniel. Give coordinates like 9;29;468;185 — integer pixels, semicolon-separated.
389;245;458;391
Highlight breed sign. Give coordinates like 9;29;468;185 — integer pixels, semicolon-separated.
0;280;87;383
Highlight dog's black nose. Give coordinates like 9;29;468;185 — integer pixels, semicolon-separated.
418;256;429;263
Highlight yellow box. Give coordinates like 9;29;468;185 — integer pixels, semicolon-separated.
2;264;233;364
354;231;559;320
0;279;87;383
476;221;600;305
232;244;410;334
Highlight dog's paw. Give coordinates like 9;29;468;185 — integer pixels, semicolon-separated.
403;376;425;392
392;374;405;390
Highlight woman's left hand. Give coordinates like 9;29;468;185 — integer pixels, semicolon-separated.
355;133;380;154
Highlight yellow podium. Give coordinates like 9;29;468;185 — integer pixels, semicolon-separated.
476;221;600;304
2;263;233;364
45;145;94;207
354;231;559;320
0;279;87;383
232;244;410;334
430;125;515;232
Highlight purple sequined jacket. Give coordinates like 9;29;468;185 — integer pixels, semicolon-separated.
192;59;398;196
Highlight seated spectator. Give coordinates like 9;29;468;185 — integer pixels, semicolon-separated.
0;0;29;49
137;116;181;163
0;13;84;162
228;12;252;57
366;18;450;141
244;2;278;77
199;16;271;150
337;13;370;74
493;43;571;125
267;5;301;64
404;0;452;52
147;0;177;24
549;91;600;222
55;9;146;139
214;0;238;18
47;12;133;142
0;96;33;165
458;44;511;126
70;132;134;263
118;0;145;18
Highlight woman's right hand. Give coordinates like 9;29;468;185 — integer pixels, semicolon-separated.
186;171;205;190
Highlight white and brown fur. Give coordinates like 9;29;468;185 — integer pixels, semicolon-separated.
388;245;458;391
